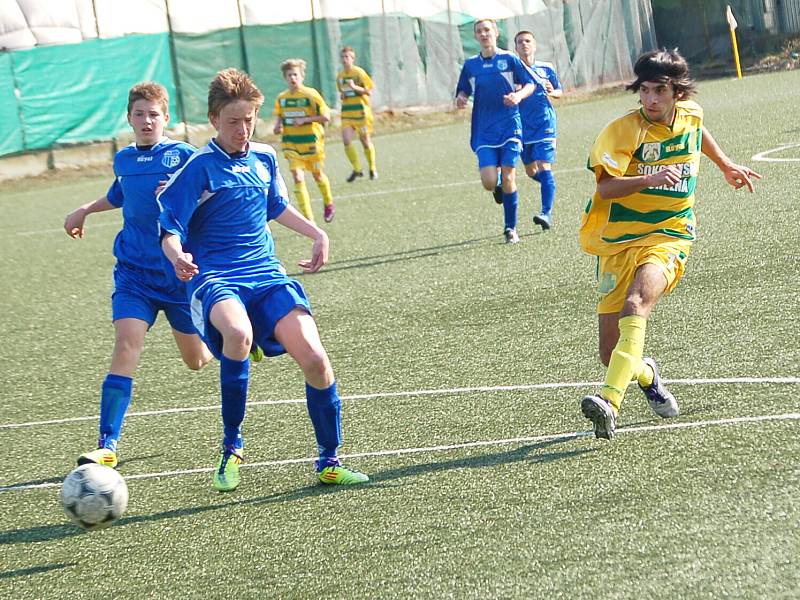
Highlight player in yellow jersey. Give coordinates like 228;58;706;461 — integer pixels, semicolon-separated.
337;46;378;181
273;59;336;223
579;48;761;440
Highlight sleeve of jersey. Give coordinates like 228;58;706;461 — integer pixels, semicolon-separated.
360;68;374;90
157;162;206;244
273;96;281;117
455;64;472;97
106;177;124;207
313;90;330;118
549;68;562;91
587;121;632;179
513;57;535;86
266;158;289;221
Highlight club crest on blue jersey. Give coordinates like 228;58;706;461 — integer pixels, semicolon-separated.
162;149;182;168
497;59;508;70
255;160;270;183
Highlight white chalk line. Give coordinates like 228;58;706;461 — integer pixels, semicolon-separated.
2;410;799;493
1;377;797;431
15;167;586;237
751;143;800;162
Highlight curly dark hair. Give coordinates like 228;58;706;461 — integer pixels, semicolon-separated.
625;48;697;99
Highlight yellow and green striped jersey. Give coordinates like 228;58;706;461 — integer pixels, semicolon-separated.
581;100;704;256
336;65;374;121
273;86;330;158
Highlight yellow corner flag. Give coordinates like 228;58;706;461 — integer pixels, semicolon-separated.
726;5;743;79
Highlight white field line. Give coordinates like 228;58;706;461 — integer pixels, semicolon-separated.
15;167;587;237
751;143;800;162
2;410;799;493
1;376;797;431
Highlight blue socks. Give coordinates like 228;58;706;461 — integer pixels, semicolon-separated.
502;190;518;230
220;355;249;449
98;374;133;452
306;381;342;463
538;169;556;216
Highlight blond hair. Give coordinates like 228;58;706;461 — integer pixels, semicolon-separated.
207;68;264;118
127;82;169;115
280;58;307;76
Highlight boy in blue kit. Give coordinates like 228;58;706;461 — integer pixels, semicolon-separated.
158;68;368;492
455;18;535;244
64;82;213;469
515;30;563;231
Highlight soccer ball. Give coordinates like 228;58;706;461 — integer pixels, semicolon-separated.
60;463;128;531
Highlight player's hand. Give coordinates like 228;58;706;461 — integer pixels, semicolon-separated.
721;163;762;192
503;92;521;106
273;122;283;134
544;81;554;94
298;230;329;273
646;164;683;188
64;208;87;239
455;94;469;109
173;253;199;281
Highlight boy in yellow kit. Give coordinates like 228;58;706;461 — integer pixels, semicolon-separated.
274;58;336;222
337;46;378;181
580;48;761;439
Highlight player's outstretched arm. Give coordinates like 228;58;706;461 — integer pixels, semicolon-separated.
274;205;329;273
64;196;116;239
701;126;762;192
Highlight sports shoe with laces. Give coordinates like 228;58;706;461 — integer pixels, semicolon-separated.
533;213;552;231
249;344;264;363
316;458;369;485
492;185;503;205
638;357;679;418
323;203;336;223
503;227;520;244
369;170;378;180
77;447;118;469
213;445;243;492
346;170;363;183
581;394;617;440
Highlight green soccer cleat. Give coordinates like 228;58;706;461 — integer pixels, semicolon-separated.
77;448;118;469
317;460;369;485
248;344;264;363
213;446;243;492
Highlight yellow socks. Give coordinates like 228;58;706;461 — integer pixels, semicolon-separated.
601;315;647;412
316;173;333;207
344;143;362;172
365;143;376;172
293;181;314;221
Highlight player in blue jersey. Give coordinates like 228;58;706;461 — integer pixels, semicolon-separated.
456;18;535;244
64;82;213;469
158;68;369;492
515;30;563;231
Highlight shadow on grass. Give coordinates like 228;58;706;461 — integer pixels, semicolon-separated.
287;234;498;276
0;562;78;580
1;437;590;544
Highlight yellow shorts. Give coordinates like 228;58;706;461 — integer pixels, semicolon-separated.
595;241;692;314
286;154;325;174
341;112;374;135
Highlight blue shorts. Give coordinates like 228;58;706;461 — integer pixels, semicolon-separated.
521;140;556;165
111;263;195;334
190;275;312;360
476;140;521;169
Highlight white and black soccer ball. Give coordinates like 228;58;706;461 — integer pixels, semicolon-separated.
60;463;128;531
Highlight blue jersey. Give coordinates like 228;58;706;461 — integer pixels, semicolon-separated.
518;61;561;144
455;49;534;152
157;139;290;296
107;138;195;279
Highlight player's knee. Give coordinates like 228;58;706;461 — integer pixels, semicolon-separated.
299;349;330;380
222;326;252;355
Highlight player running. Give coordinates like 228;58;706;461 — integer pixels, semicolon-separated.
64;82;212;469
579;49;761;440
337;46;379;181
273;58;336;223
455;18;535;244
514;30;563;231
